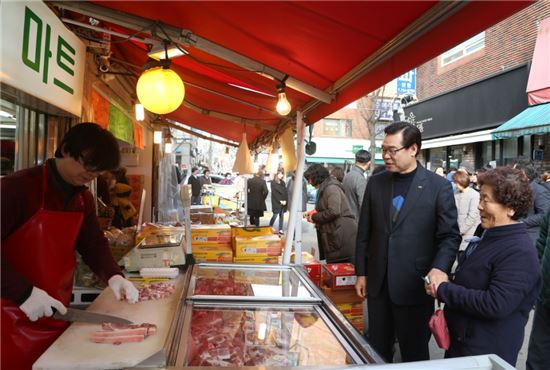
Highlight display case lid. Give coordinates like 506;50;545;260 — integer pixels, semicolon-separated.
182;304;361;367
187;264;321;302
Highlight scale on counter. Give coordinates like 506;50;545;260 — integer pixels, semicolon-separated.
122;229;186;272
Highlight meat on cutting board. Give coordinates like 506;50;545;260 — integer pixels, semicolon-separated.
138;281;176;301
91;323;157;345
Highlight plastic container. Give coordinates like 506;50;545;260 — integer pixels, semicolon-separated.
139;267;179;279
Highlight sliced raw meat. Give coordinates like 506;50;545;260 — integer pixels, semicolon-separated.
91;322;157;345
138;282;176;301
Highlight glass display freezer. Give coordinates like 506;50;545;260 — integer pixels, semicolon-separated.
186;263;321;303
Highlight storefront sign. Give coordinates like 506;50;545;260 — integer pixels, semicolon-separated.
0;1;85;116
109;105;134;144
397;69;416;94
403;65;528;139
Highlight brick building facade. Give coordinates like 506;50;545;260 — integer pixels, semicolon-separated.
408;1;550;172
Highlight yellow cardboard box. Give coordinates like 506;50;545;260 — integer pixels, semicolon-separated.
191;224;231;244
192;244;233;261
234;235;282;257
194;256;233;263
192;242;232;252
233;256;280;264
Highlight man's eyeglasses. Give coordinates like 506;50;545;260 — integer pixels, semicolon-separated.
381;146;406;156
77;157;104;174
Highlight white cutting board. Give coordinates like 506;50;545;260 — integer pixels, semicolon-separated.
33;275;184;370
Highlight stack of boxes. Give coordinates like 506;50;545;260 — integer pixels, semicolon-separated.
291;251;321;286
231;226;282;264
321;263;364;334
190;224;233;263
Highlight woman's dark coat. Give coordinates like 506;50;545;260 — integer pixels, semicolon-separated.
247;175;268;212
271;180;288;213
438;223;542;365
311;177;356;263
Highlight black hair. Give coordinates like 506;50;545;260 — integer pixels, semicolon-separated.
54;122;120;171
304;164;329;187
191;167;198;173
384;121;422;155
355;149;371;164
513;159;538;182
203;169;210;175
330;166;345;182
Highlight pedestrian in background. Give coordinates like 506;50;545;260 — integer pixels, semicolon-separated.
269;170;288;234
343;149;371;222
428;167;541;366
527;207;550;370
247;169;268;226
330;166;345;183
513;160;550;246
304;164;356;263
355;121;460;362
452;170;480;251
187;167;201;205
287;171;307;212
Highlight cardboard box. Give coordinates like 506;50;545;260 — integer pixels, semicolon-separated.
190;205;213;213
191;242;232;252
193;245;233;262
234;235;282;257
321;285;363;304
291;252;321;280
233;256;280;264
231;225;274;238
190;212;215;224
322;263;357;290
194;256;233;263
191;224;231;244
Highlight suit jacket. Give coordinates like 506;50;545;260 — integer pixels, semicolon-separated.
355;162;461;305
521;181;550;245
247;175;268;211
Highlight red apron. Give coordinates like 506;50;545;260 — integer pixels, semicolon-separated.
1;165;84;369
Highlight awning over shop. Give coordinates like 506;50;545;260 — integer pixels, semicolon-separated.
49;1;533;147
492;102;550;139
527;17;550;105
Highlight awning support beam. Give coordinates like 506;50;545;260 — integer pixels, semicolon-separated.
49;1;334;104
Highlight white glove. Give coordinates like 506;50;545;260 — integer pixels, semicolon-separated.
108;275;139;304
19;286;67;321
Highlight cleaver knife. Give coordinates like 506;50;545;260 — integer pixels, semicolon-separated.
54;307;133;325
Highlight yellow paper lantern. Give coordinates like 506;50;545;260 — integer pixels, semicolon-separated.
136;66;185;114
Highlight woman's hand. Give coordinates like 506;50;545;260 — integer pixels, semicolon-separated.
424;271;449;298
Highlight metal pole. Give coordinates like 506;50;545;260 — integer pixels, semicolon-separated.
283;111;306;265
243;176;248;227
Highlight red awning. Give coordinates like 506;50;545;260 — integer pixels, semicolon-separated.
52;1;532;146
527;17;550;105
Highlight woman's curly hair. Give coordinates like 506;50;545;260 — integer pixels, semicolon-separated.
477;167;532;220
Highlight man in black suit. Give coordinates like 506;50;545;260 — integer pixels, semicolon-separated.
187;167;201;205
355;121;460;362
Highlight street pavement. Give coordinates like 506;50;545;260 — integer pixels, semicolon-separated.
259;199;534;369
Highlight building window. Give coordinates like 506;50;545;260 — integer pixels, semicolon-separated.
322;119;352;137
441;32;485;66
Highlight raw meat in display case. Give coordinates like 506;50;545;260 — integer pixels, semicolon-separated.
185;306;353;366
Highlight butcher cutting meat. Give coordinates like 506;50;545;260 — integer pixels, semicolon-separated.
1;123;139;370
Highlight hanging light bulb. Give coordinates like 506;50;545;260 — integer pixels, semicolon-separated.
137;43;185;115
153;130;162;144
135;103;145;121
276;82;291;116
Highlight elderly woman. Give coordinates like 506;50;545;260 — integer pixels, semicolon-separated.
304;164;356;263
428;167;542;365
452;170;480;251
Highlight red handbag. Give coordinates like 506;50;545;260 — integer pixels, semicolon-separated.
429;288;451;350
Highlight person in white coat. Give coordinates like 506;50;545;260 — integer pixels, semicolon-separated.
452;170;480;251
